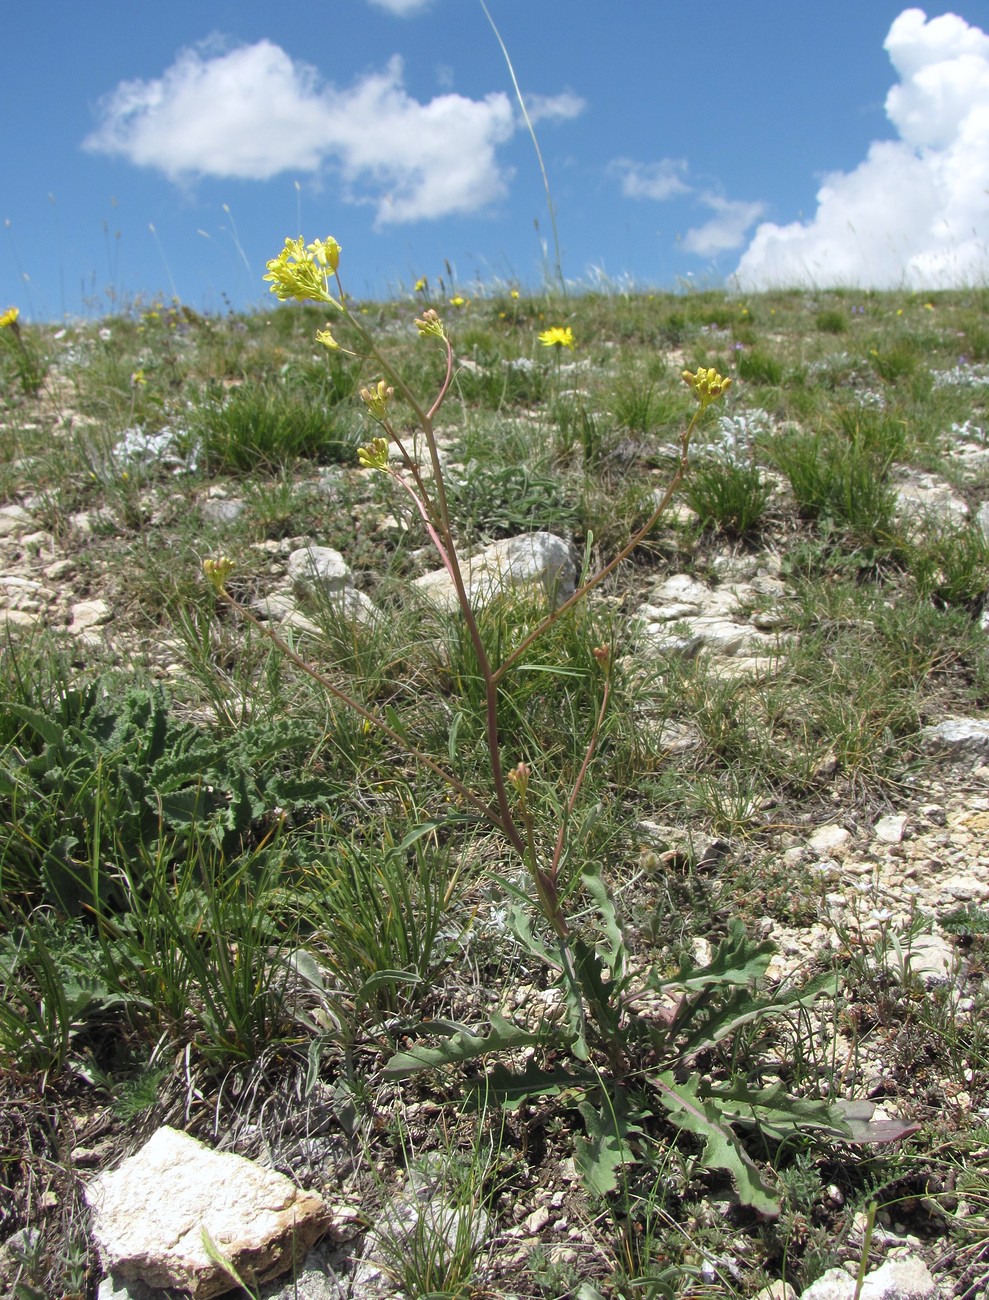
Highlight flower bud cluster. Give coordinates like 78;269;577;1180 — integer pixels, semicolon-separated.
359;379;395;422
414;309;446;341
357;436;390;471
203;556;235;590
681;367;732;409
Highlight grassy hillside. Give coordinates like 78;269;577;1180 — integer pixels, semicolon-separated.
0;283;987;1297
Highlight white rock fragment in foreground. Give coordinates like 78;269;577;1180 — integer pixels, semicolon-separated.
798;1254;938;1300
919;717;989;751
85;1126;330;1299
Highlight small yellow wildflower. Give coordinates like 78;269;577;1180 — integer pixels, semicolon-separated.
510;289;520;300
538;326;575;351
360;379;394;422
130;368;147;387
263;236;341;305
0;307;19;329
357;436;390;470
414;277;427;293
309;236;341;273
203;556;235;591
681;366;732;409
414;309;446;341
449;295;468;308
315;326;339;350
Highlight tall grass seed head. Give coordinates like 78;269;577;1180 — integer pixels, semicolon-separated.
538;325;576;350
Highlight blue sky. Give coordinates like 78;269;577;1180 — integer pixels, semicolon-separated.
4;2;989;320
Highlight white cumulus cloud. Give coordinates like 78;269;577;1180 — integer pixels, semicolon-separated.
610;157;691;201
83;39;580;225
367;0;433;13
733;7;989;290
610;158;762;253
683;195;766;256
525;91;587;125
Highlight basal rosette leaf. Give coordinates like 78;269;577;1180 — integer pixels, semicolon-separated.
649;1071;781;1217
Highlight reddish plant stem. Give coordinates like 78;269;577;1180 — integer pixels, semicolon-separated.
350;322;530;869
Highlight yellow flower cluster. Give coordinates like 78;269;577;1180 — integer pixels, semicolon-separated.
0;306;19;330
263;237;342;305
202;556;235;591
681;366;732;409
357;436;390;471
360;379;394;422
414;309;446;341
538;326;575;351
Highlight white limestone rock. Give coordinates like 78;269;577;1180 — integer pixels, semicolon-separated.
919;718;989;752
893;469;969;534
903;932;959;987
799;1254;938;1300
70;598;112;632
85;1126;331;1299
754;1283;797;1300
0;608;42;630
0;504;34;537
634;572;787;662
201;497;245;525
806;825;853;857
412;531;575;614
287;545;352;598
976;500;989;543
874;814;908;844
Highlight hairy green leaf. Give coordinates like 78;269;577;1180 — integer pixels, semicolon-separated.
384;1013;545;1079
650;1071;780;1217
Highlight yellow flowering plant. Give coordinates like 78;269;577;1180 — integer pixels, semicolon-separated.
0;304;47;396
211;235;736;948
538;325;576;350
203;241;865;1210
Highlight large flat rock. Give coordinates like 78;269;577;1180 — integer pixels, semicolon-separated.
85;1127;331;1298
